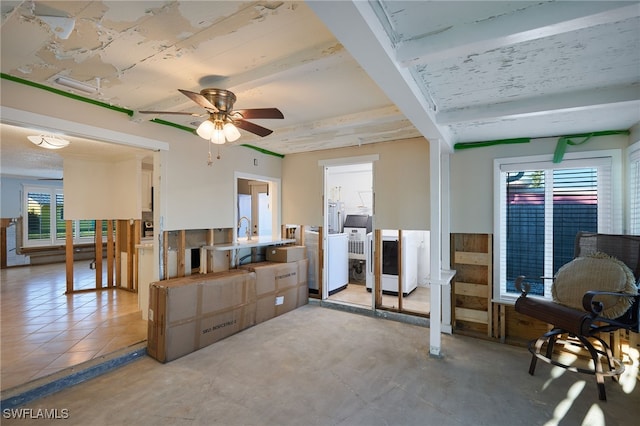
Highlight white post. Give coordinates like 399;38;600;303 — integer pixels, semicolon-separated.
429;139;442;357
441;152;453;334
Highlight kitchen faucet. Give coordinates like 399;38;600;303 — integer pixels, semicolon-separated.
237;216;252;240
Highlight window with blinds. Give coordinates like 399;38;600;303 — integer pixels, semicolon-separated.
496;155;614;300
56;193;66;239
23;186;101;247
27;191;51;241
630;147;640;235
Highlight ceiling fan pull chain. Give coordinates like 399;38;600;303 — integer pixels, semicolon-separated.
207;141;213;166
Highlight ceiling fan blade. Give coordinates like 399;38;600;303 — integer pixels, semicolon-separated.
234;108;284;119
139;110;204;117
178;89;218;112
234;119;273;137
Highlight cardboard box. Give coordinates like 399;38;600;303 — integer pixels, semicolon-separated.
147;269;256;363
241;259;308;322
297;258;309;308
265;245;307;263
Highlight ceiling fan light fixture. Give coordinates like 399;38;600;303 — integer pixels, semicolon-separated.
223;122;241;142
196;119;215;140
27;135;70;150
211;121;226;145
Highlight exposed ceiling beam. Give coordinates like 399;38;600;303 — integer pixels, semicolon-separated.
275;105;409;140
396;2;640;67
436;84;640;124
218;41;350;93
307;0;452;149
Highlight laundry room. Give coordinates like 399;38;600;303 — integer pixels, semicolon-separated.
315;161;431;314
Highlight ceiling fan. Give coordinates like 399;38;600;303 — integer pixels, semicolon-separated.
139;88;284;144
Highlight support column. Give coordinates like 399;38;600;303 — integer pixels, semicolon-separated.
429;140;443;357
429;140;456;357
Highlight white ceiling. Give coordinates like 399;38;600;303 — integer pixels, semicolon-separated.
1;1;639;179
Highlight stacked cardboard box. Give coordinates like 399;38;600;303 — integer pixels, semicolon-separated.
147;269;256;363
147;258;309;363
241;259;309;323
265;245;307;263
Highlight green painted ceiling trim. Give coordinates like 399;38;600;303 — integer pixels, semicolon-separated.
1;73;134;116
553;130;629;163
150;118;196;133
454;138;531;150
240;144;285;158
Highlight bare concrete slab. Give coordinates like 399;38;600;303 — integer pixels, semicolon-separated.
2;305;637;425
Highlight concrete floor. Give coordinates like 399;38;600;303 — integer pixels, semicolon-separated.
2;304;638;426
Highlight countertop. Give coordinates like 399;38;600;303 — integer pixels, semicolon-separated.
203;236;296;251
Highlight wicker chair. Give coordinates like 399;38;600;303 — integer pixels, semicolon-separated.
514;232;640;400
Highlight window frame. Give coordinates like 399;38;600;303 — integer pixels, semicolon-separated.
493;149;623;304
629;141;640;235
23;185;101;248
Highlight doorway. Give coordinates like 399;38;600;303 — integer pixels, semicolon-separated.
322;161;374;307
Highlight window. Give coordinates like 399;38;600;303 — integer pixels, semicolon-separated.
494;151;621;302
27;191;52;243
630;144;640;234
23;185;102;247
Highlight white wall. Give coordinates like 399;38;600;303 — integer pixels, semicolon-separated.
64;157;141;220
449;134;631;234
160;143;282;231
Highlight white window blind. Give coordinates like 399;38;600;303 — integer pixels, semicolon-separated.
496;156;613;300
630;148;640;235
23;186;99;247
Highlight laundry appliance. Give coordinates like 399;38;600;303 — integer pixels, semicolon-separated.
344;214;371;282
366;230;418;296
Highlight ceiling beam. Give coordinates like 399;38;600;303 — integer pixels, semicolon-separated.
396;2;640;67
218;41;351;93
275;105;409;140
436;84;640;124
307;0;452;149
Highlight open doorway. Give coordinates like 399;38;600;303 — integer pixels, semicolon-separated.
319;159;431;317
322;162;374;307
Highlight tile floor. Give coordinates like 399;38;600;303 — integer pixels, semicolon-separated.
0;262;147;392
